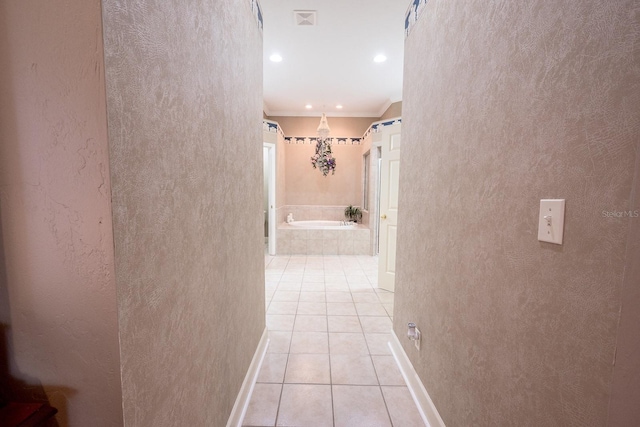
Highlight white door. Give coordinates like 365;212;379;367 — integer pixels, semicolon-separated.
378;125;401;292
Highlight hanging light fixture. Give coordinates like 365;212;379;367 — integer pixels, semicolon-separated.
317;113;331;139
310;113;336;176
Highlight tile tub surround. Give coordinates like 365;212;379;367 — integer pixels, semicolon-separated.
277;223;371;255
242;254;424;427
278;205;358;223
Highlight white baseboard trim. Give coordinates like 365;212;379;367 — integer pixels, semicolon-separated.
227;327;269;427
389;331;446;427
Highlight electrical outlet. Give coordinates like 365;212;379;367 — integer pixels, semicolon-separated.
407;322;422;350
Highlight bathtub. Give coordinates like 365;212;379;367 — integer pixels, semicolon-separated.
277;220;370;255
286;220;356;229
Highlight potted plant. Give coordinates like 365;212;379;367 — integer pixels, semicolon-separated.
344;205;362;223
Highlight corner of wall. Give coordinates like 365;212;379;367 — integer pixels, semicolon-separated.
388;331;445;427
607;136;640;425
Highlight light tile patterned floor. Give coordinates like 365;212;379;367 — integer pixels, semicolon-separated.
242;254;425;427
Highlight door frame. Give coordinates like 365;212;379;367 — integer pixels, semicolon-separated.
263;142;276;255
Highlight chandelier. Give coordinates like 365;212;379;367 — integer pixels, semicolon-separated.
310;113;336;176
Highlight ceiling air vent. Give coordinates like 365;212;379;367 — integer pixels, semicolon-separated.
293;10;317;26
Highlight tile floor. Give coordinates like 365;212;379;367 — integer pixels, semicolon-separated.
242;254;425;427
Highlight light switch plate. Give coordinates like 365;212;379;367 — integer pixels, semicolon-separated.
538;199;565;244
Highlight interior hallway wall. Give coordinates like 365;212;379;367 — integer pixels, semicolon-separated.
608;134;640;424
397;0;640;425
102;0;265;425
0;1;123;425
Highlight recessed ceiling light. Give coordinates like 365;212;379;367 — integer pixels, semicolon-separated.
336;105;343;109
305;104;312;109
373;54;387;63
269;54;283;62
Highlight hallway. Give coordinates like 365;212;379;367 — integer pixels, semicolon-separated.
242;254;424;426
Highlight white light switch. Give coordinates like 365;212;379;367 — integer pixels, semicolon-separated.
538;199;565;244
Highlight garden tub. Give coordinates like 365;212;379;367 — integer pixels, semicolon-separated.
277;220;370;255
286;220;357;229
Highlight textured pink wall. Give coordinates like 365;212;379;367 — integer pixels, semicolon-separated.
102;0;265;424
270;116;372;208
378;101;402;121
398;0;640;425
0;1;123;425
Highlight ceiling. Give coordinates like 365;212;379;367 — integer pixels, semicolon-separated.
261;0;408;118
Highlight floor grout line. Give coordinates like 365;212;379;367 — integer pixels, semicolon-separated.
256;253;407;427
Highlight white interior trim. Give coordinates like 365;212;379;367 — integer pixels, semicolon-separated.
389;331;446;427
263;143;277;255
226;328;269;427
264;110;386;118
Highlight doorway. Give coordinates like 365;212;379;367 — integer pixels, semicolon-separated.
376;123;401;292
263;143;276;255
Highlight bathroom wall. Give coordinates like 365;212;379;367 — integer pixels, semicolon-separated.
398;0;640;425
273;114;404;221
285;143;363;207
102;0;265;425
378;101;402;121
270;116;370;216
0;1;123;425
